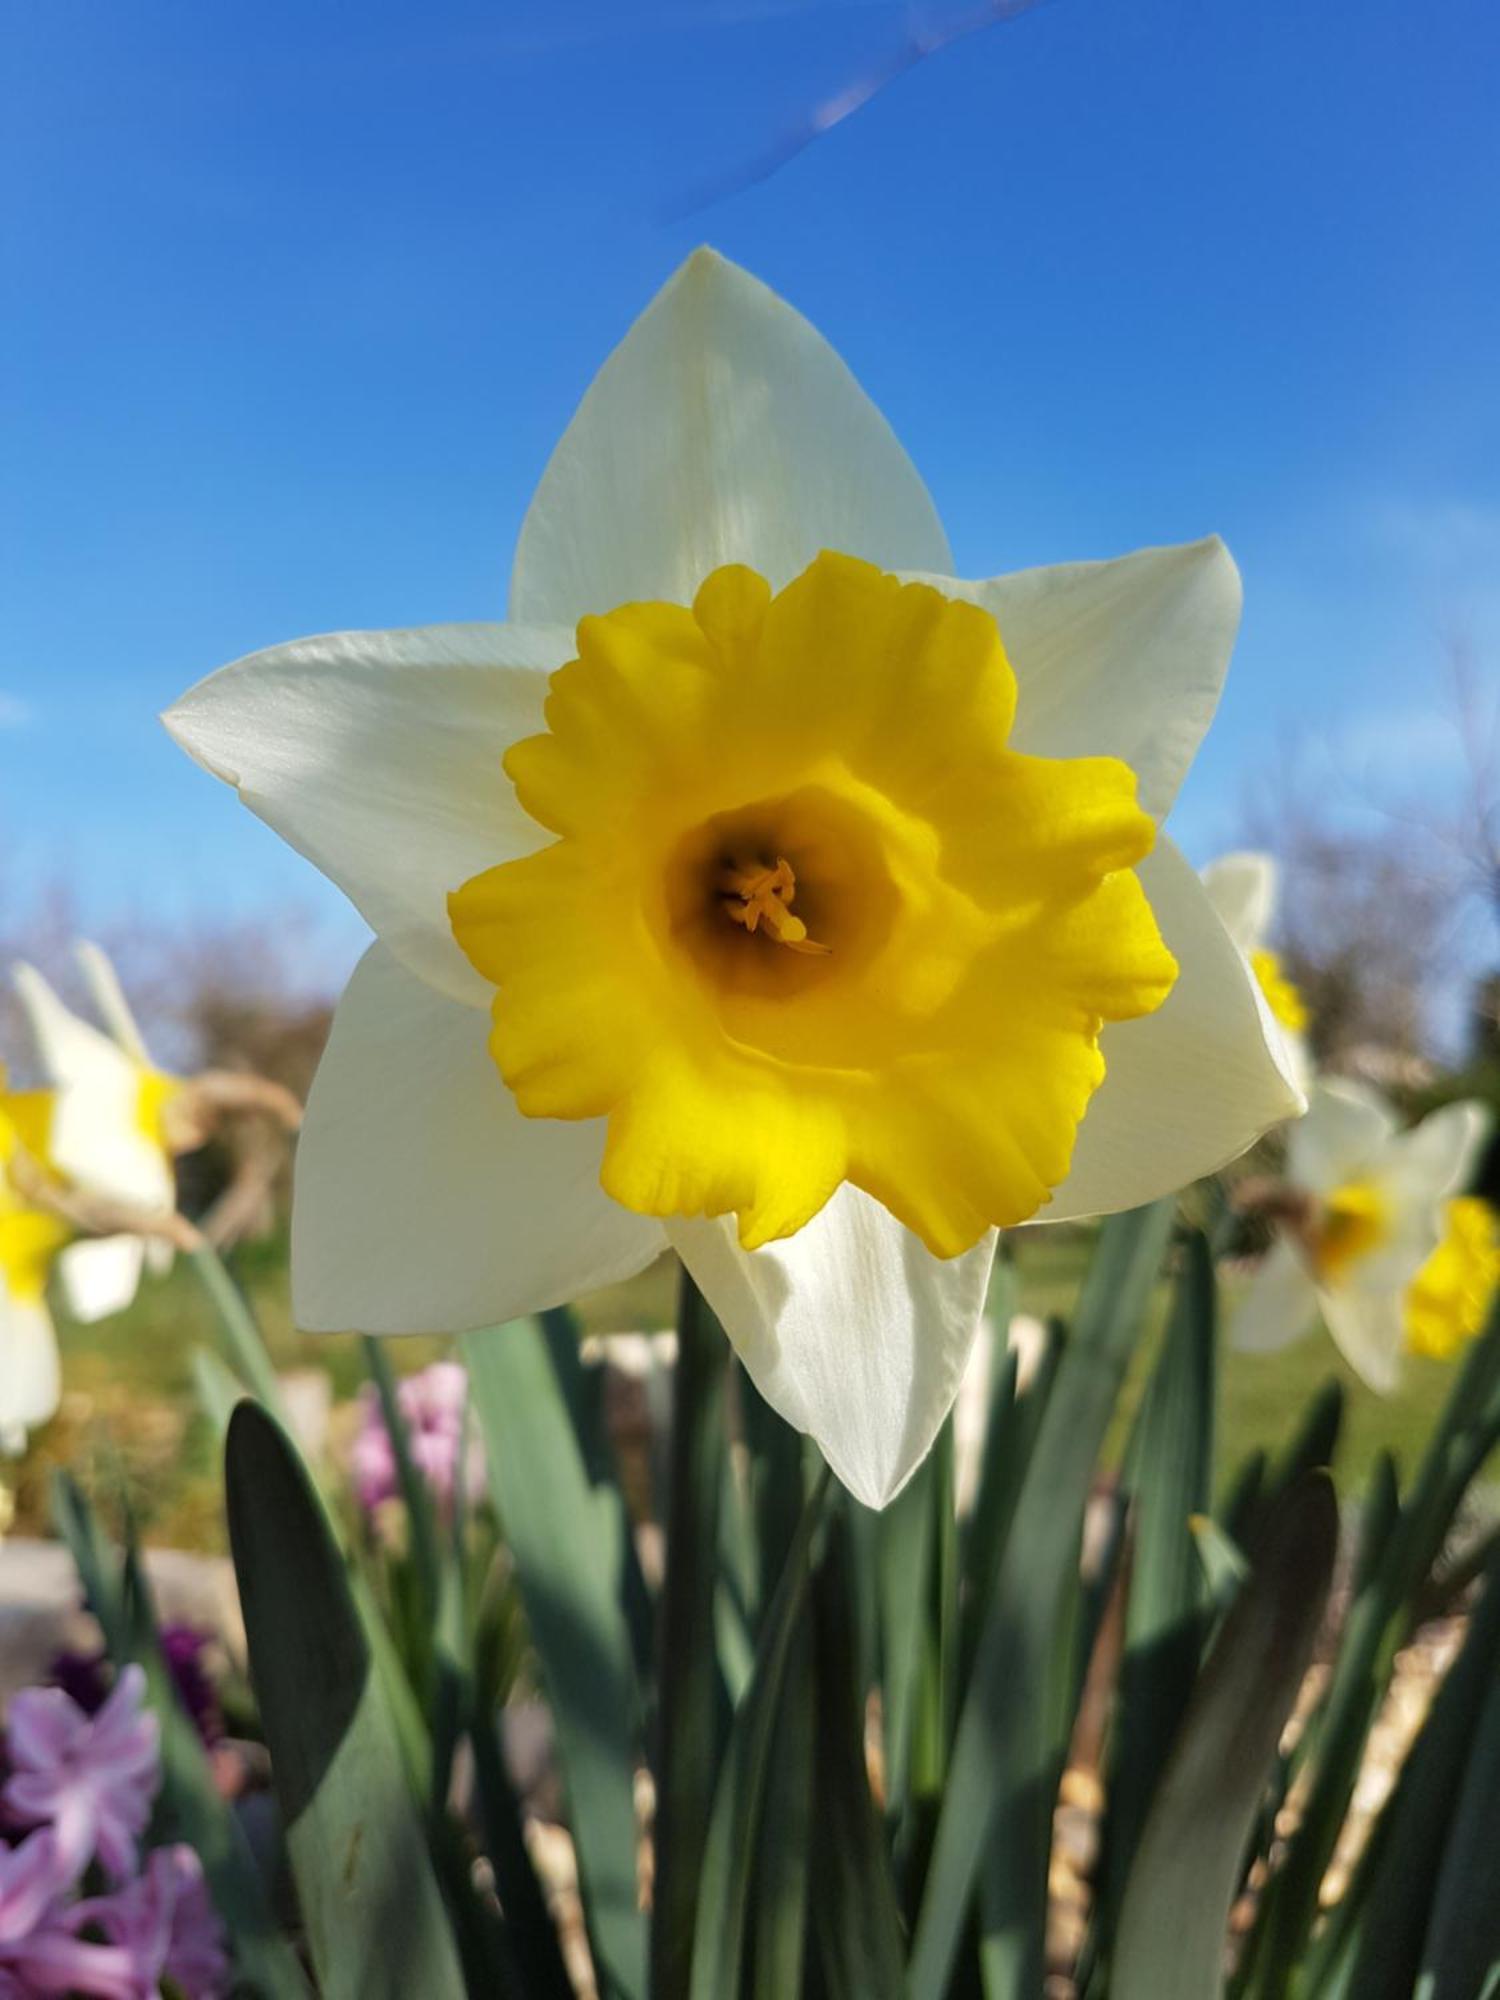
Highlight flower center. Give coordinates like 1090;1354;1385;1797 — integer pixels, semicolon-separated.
1312;1179;1389;1280
449;551;1178;1256
717;856;831;956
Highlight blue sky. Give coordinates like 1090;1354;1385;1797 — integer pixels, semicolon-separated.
3;0;1497;988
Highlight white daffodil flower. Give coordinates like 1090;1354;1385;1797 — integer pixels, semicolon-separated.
1201;851;1310;1095
164;248;1301;1507
1233;1078;1488;1392
13;946;181;1315
0;1086;70;1452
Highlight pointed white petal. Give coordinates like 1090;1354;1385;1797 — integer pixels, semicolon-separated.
668;1190;995;1510
0;1291;61;1447
1230;1240;1319;1353
1319;1282;1405;1395
1042;837;1304;1223
74;942;153;1063
12;965;174;1212
921;538;1240;821
511;248;951;628
1288;1080;1398;1197
1199;852;1277;957
164;626;567;1006
1382;1100;1489;1205
57;1236;146;1324
292;944;666;1334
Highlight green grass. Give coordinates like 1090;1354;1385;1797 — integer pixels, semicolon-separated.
9;1226;1485;1553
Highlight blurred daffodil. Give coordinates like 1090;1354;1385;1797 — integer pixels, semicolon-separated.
1405;1194;1499;1360
1233;1079;1487;1392
13;946;183;1313
0;1084;70;1450
166;249;1301;1505
1201;852;1310;1093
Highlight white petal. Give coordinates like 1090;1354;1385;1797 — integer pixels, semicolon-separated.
1319;1282;1405;1396
12;965;174;1212
291;944;666;1333
667;1190;995;1510
1230;1240;1319;1354
1041;837;1305;1223
922;538;1241;820
1382;1100;1489;1205
1288;1080;1397;1197
164;626;567;1007
0;1291;60;1447
74;942;153;1063
57;1236;145;1324
510;248;951;628
1199;852;1276;957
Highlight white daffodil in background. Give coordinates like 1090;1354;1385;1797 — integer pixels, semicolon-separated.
13;945;183;1319
1232;1078;1488;1393
164;248;1301;1507
1406;1193;1500;1361
1201;851;1310;1094
0;1082;72;1451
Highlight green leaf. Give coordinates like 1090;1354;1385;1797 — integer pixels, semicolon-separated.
1307;1538;1500;1999
1416;1561;1500;1998
909;1200;1176;2000
1112;1474;1339;2000
1245;1300;1500;1997
689;1471;832;2000
1267;1378;1343;1494
652;1270;732;2000
469;1706;578;2000
464;1321;647;2000
225;1404;465;2000
52;1474;309;2000
1100;1229;1217;1942
809;1509;907;2000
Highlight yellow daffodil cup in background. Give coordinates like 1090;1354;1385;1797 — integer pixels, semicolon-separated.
165;248;1302;1507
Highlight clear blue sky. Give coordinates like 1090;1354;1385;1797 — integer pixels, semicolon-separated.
4;0;1497;988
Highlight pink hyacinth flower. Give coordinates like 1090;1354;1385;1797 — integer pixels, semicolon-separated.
351;1360;485;1514
4;1663;160;1881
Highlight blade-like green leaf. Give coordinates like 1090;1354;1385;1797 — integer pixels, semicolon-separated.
469;1707;577;2000
909;1200;1176;2000
464;1321;647;2000
1245;1301;1500;1998
1266;1377;1343;1496
1306;1540;1500;1999
1100;1229;1217;1941
689;1472;832;2000
1415;1565;1500;1999
652;1270;732;2000
225;1404;465;2000
53;1474;309;2000
1112;1475;1339;2000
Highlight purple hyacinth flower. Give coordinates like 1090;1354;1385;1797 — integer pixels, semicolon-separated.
3;1663;160;1881
74;1843;231;1999
0;1828;140;1998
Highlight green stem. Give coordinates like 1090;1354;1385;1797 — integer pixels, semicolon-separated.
185;1239;286;1416
651;1262;732;2000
